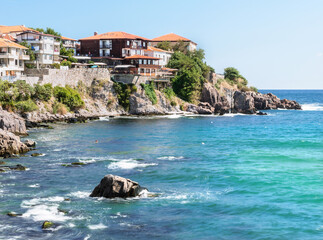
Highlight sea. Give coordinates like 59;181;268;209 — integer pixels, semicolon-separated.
0;90;322;240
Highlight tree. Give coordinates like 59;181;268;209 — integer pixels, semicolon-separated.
30;27;61;37
173;41;189;53
156;41;172;51
224;67;248;85
19;41;36;61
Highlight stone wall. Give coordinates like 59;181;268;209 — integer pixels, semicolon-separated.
23;68;111;87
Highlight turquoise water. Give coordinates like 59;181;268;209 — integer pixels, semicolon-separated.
0;90;322;240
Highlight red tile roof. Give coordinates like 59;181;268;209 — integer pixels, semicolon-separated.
125;55;160;60
79;31;150;41
1;34;16;41
0;38;28;49
151;33;196;45
0;25;37;34
61;36;77;41
146;46;173;53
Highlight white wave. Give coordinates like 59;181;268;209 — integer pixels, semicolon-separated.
69;191;90;199
99;116;110;121
53;148;62;152
21;196;70;222
157;156;184;161
88;223;108;230
79;159;96;164
22;204;71;222
302;103;323;111
28;184;40;188
110;212;128;219
108;159;157;170
84;234;91;240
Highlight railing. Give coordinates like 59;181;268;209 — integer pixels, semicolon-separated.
100;44;112;49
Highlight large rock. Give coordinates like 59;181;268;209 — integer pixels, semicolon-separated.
0;109;27;135
90;174;146;198
0;129;29;158
201;83;220;106
234;91;256;114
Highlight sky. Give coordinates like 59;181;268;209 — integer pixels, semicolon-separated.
1;0;323;89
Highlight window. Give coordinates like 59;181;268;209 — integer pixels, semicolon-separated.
148;60;151;65
143;60;147;64
49;55;53;60
143;42;146;47
127;41;130;46
139;59;142;64
137;50;140;55
15;60;18;65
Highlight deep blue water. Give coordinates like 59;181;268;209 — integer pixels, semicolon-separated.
0;90;322;240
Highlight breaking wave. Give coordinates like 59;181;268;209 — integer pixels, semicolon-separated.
302;103;323;111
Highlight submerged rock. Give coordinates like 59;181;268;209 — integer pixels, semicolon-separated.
90;174;146;198
31;153;42;157
0;164;27;172
42;221;54;229
7;212;22;217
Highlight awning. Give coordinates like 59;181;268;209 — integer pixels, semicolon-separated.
114;65;136;69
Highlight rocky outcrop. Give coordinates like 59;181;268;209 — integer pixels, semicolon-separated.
90;174;146;198
0;109;27;135
0;129;29;158
234;91;256;114
200;83;301;114
129;88;178;115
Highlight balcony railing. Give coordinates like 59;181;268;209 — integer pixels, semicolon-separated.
100;44;112;49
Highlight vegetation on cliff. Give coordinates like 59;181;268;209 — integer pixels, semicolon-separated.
113;82;137;111
0;80;84;113
167;49;211;103
141;83;157;105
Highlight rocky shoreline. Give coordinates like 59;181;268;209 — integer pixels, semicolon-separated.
0;80;301;158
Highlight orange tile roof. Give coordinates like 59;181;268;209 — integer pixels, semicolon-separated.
146;46;173;53
79;31;150;41
61;36;77;41
125;55;160;60
0;25;37;34
151;33;196;44
0;38;28;49
1;34;16;41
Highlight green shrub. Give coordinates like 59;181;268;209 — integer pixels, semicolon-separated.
53;86;84;110
163;87;176;100
113;82;134;111
33;84;52;101
14;80;34;101
141;83;157;105
250;86;258;92
170;101;177;106
51;63;60;69
14;99;38;113
52;102;69;115
60;60;72;68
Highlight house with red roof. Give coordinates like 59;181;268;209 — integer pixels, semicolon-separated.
151;33;197;52
61;36;78;55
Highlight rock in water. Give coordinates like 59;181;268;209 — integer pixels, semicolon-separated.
42;221;54;229
0;129;29;158
90;174;146;198
24;140;36;148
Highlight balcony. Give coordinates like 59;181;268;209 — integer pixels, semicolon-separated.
0;52;14;59
19;54;30;60
100;44;112;49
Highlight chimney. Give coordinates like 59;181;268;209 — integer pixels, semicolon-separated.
94;32;98;36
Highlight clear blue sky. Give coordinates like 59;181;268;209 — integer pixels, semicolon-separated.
1;0;323;89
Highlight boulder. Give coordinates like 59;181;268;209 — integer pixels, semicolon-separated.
0;109;27;135
24;139;36;148
201;82;220;106
90;174;146;198
234;91;256;114
0;129;29;158
42;221;54;229
0;164;27;172
129;92;166;115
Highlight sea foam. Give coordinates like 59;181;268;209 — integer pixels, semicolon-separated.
302;103;323;111
108;159;157;170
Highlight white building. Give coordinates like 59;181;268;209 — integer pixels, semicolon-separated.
0;38;29;81
144;46;173;67
61;36;78;55
16;31;60;67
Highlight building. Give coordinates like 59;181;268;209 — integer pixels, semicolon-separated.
0;38;30;81
79;31;150;66
151;33;197;52
16;31;60;67
144;46;173;67
0;25;37;39
61;36;78;55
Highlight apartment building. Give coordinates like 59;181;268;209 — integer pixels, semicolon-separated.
16;31;60;67
0;38;29;81
61;36;78;55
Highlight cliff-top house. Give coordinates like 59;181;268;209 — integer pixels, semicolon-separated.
16;31;60;68
0;38;30;81
151;33;197;52
0;25;37;39
61;36;78;55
